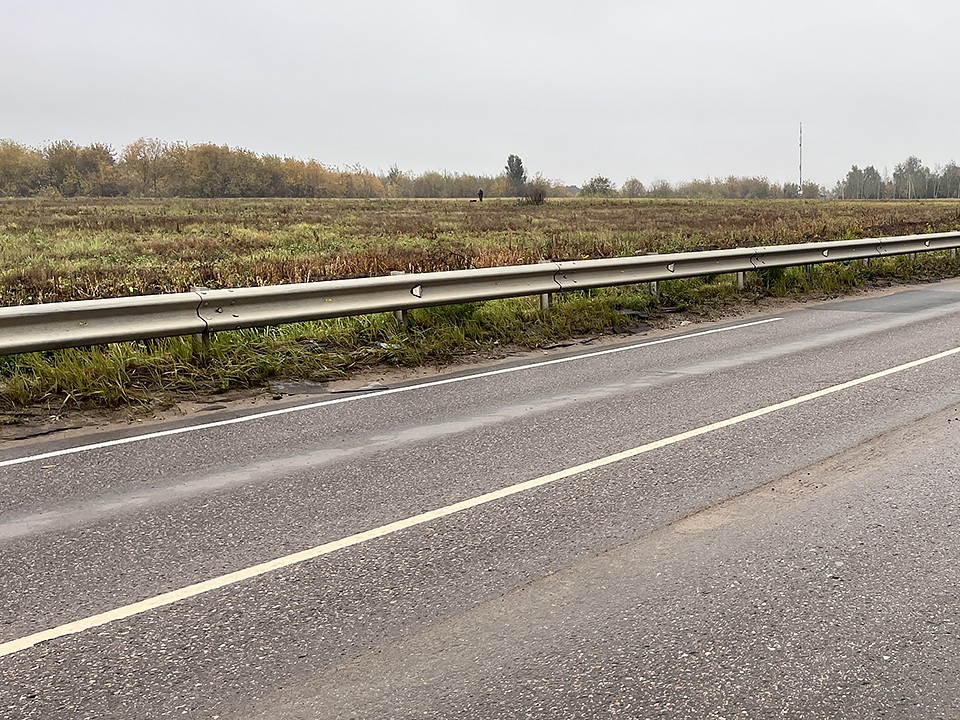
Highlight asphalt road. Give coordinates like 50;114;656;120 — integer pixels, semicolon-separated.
2;281;960;719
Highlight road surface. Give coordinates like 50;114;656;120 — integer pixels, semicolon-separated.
2;281;960;718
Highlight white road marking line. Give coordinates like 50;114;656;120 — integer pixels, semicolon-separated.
0;317;782;468
2;341;959;659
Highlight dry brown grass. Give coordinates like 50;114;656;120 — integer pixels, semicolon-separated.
2;197;960;305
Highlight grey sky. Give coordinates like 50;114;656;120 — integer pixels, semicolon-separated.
2;0;956;188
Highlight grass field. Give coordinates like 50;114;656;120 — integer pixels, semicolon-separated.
2;197;960;416
4;196;960;305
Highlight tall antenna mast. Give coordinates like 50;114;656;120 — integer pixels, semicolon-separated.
798;122;803;195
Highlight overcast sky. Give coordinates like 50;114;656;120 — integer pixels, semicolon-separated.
2;0;957;187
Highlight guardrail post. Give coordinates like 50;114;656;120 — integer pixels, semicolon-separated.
190;286;212;351
389;271;411;325
736;271;745;289
194;330;211;354
538;260;553;311
647;252;660;296
952;248;958;259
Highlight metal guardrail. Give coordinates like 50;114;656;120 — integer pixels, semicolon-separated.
2;232;959;356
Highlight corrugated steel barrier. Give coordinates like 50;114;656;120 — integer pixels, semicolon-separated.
2;232;959;356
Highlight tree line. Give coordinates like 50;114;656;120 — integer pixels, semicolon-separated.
0;140;565;200
835;157;960;199
594;176;823;200
0;139;386;199
1;138;957;200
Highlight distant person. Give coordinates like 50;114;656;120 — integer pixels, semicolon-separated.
477;189;484;202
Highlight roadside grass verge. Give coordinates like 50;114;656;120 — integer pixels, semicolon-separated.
2;252;957;415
